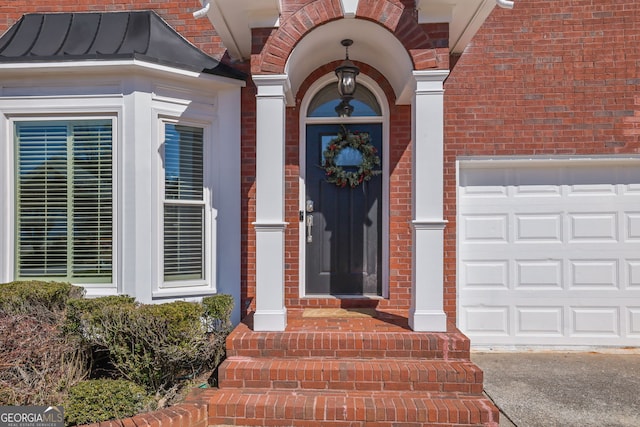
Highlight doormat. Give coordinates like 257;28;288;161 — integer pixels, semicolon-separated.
302;308;377;318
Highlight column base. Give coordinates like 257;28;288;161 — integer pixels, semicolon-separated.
409;309;447;332
253;308;288;331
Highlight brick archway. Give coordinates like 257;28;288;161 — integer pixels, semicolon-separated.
252;0;440;75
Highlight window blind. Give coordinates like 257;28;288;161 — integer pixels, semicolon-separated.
16;121;113;281
163;124;205;281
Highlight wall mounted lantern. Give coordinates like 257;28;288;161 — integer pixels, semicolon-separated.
334;39;360;117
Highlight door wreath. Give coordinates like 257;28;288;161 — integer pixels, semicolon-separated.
322;127;382;188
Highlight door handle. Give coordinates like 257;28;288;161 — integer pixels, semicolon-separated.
306;213;313;243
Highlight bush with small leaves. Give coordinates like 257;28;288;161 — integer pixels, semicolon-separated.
65;379;155;426
0;281;90;406
0;281;84;320
66;295;233;393
202;294;234;333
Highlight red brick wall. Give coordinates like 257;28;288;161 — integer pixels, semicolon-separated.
443;0;640;319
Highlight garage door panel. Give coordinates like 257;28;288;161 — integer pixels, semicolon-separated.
567;183;617;195
516;260;563;289
629;308;640;335
571;307;620;336
628;261;640;289
626;213;640;240
516;307;563;336
515;213;563;242
569;259;619;289
569;213;618;242
461;306;509;336
461;260;509;289
626;183;640;193
462;215;508;242
459;160;640;347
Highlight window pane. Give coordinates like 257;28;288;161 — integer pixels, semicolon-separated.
163;123;205;282
165;124;204;200
164;205;204;281
73;123;113;277
15;120;113;281
307;83;381;117
16;124;68;277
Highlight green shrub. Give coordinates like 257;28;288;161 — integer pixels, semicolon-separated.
65;379;154;426
202;294;234;332
66;296;233;393
65;295;136;336
0;281;83;318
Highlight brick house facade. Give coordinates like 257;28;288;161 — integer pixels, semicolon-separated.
1;0;638;345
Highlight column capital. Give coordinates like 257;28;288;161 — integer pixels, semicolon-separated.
412;69;449;92
253;74;294;105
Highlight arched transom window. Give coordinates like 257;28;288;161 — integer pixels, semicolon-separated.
307;82;382;117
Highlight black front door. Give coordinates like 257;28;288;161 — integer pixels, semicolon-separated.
305;124;382;295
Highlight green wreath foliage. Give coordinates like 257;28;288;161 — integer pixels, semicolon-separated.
322;128;382;188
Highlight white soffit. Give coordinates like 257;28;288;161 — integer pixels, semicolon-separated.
417;0;495;54
207;0;496;61
285;19;412;104
203;0;281;61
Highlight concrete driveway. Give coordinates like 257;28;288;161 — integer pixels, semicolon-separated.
472;351;640;427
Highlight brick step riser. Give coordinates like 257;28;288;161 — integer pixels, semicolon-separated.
206;390;499;427
219;359;484;394
226;336;470;360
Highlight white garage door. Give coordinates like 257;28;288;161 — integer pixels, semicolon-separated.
458;159;640;347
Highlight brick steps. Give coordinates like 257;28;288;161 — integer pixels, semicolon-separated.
225;321;471;360
202;314;498;426
207;389;498;427
219;357;484;393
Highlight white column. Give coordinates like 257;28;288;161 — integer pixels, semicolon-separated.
409;70;449;332
252;75;290;331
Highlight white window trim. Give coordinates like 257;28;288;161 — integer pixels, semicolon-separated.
152;110;217;299
1;107;121;295
0;64;241;305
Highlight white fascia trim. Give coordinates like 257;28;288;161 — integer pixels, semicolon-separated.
458;155;640;169
0;60;245;88
450;0;495;53
206;0;243;61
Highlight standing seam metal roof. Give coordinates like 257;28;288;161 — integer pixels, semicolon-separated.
0;11;246;80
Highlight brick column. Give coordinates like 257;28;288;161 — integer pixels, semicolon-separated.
410;70;449;332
